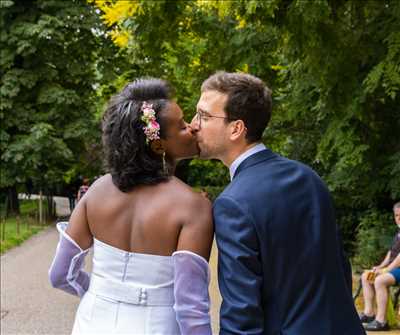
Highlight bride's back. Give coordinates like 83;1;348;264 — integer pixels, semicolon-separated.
83;174;200;256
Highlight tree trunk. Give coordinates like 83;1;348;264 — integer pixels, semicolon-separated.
6;186;20;217
46;195;56;220
1;219;5;241
39;190;43;224
16;215;20;236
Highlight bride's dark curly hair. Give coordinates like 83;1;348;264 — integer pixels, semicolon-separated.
102;78;172;192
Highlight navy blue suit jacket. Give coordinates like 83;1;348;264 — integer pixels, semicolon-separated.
213;149;365;335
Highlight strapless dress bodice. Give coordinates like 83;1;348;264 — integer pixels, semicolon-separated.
72;238;180;335
91;238;174;287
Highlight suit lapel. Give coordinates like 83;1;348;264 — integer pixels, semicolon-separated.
233;149;276;180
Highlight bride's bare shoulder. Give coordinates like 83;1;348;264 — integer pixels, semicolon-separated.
84;174;120;197
166;177;211;209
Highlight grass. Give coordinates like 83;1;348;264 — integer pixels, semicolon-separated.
0;199;51;254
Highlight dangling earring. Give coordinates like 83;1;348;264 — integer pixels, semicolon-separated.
150;139;167;174
162;152;168;174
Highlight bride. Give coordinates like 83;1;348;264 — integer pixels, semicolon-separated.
49;78;213;334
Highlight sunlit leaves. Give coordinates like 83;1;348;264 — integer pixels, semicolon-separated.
88;0;142;48
92;0;142;26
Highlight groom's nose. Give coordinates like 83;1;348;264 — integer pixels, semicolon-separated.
190;114;200;132
187;124;196;135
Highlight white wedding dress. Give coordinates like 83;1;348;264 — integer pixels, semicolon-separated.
72;237;181;335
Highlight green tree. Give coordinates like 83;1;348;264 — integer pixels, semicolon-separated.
92;0;400;257
0;0;116;215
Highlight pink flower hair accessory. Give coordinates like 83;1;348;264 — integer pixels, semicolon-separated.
141;101;161;144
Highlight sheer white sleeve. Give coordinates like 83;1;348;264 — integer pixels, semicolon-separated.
172;250;212;335
48;222;90;297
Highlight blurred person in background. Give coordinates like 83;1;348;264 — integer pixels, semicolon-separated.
360;202;400;331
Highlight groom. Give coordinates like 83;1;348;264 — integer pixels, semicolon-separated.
191;71;365;334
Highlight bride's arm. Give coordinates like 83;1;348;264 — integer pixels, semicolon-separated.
65;191;93;250
173;194;214;335
48;197;93;297
176;194;213;260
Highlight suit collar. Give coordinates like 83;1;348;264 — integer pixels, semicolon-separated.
232;148;276;179
229;143;266;180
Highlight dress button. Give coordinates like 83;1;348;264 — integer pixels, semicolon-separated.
139;288;147;305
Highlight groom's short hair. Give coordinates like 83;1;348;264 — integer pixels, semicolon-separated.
201;71;272;143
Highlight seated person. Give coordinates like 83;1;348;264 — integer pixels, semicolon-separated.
360;202;400;331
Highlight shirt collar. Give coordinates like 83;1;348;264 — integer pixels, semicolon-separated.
229;143;266;180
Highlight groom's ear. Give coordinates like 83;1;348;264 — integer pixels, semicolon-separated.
229;120;247;141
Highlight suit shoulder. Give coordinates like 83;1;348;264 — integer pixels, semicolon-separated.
257;154;325;183
226;155;328;198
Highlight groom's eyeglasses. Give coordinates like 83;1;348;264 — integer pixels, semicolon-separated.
195;111;230;128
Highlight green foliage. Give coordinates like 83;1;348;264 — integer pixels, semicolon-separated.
89;2;399;227
20;199;45;216
0;0;117;193
0;198;48;218
202;186;225;202
364;31;400;100
353;209;397;271
0;199;48;254
192;185;224;202
0;219;44;254
1;0;397;257
1;123;73;186
187;159;230;187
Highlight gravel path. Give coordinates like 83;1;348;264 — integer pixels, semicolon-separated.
1;227;80;335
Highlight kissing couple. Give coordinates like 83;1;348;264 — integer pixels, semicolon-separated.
49;72;365;334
